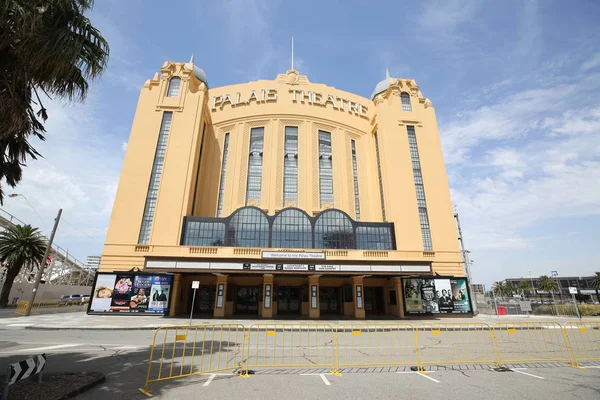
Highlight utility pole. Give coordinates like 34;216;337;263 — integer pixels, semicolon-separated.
24;209;62;317
454;212;477;314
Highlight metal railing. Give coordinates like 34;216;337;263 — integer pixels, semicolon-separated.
138;321;600;396
14;300;88;316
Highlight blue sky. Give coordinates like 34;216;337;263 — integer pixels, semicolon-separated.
2;0;600;288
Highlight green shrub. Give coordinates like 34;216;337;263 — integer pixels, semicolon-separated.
532;304;600;316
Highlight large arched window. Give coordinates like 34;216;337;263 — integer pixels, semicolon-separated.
167;77;181;97
314;210;354;249
401;92;412;112
272;209;312;249
226;207;269;247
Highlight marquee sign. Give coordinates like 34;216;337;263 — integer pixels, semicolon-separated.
211;88;368;117
146;260;431;273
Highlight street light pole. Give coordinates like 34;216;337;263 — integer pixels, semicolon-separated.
24;209;62;317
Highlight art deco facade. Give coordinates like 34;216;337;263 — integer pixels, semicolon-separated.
99;59;466;318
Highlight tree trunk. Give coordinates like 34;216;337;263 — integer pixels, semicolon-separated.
0;266;22;308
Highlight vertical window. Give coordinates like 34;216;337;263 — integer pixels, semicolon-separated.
216;133;230;217
246;127;264;205
167;77;181;97
318;131;333;207
138;112;173;244
283;126;298;205
407;126;432;251
351;140;361;220
373;132;386;221
401;92;412;112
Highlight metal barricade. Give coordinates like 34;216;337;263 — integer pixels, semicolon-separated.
493;322;575;366
244;324;337;373
13;300;87;316
139;324;246;397
563;321;600;363
336;323;416;368
415;322;497;368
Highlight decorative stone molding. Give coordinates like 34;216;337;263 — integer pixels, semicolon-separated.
373;94;384;105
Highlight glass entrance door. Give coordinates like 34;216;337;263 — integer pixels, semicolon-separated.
235;286;260;315
320;287;341;314
193;286;215;314
277;287;301;314
364;287;385;314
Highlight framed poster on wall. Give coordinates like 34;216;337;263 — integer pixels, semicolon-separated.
402;276;472;315
87;272;173;315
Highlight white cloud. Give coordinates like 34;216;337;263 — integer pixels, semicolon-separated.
418;0;480;33
581;52;600;71
121;141;128;151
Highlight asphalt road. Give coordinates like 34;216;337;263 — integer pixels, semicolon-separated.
0;326;599;399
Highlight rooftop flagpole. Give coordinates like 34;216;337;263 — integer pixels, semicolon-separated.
291;36;294;70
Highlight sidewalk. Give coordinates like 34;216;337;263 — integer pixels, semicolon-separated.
0;311;598;330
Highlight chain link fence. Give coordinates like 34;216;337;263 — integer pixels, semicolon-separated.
476;296;581;317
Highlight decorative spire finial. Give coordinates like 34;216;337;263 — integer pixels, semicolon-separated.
385;68;390;80
189;54;194;64
291;37;294;70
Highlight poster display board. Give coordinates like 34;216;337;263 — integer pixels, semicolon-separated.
402;277;472;315
88;272;173;315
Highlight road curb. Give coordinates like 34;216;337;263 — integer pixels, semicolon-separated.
57;372;106;400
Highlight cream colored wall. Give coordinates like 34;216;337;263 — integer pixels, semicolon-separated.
100;64;463;278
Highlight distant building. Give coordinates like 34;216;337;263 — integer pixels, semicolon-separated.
471;284;486;295
86;256;101;270
504;276;599;301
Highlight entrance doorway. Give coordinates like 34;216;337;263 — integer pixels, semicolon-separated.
364;287;385;315
192;286;215;315
320;287;341;315
235;286;260;315
277;287;301;315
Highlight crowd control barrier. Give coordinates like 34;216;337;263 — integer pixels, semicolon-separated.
243;324;337;373
138;320;600;395
563;321;600;363
139;324;246;396
415;322;497;367
493;322;575;367
336;323;416;367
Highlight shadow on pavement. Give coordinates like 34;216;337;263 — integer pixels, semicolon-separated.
0;340;241;400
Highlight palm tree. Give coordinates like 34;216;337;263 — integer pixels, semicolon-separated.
537;275;559;303
505;282;516;297
590;272;600;303
0;0;109;203
518;280;533;297
0;224;46;307
492;281;507;297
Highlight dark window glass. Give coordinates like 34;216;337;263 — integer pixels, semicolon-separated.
217;133;230;217
314;210;354;249
226;207;269;247
246;127;264;205
318;131;334;206
374;132;386;221
283;126;298;205
183;221;226;246
401;92;412;111
272;209;312;249
389;289;397;305
408;126;432;251
343;286;353;302
356;226;393;250
351;140;361;220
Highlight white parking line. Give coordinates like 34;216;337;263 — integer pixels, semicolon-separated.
512;368;545;380
319;374;331;386
203;374;216;387
582;366;600;369
396;371;440;383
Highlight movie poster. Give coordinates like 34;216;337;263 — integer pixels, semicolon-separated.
403;279;423;312
90;274;117;312
149;275;172;312
110;275;133;311
402;277;472;315
435;279;454;313
129;275;152;311
421;279;439;313
451;279;470;313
